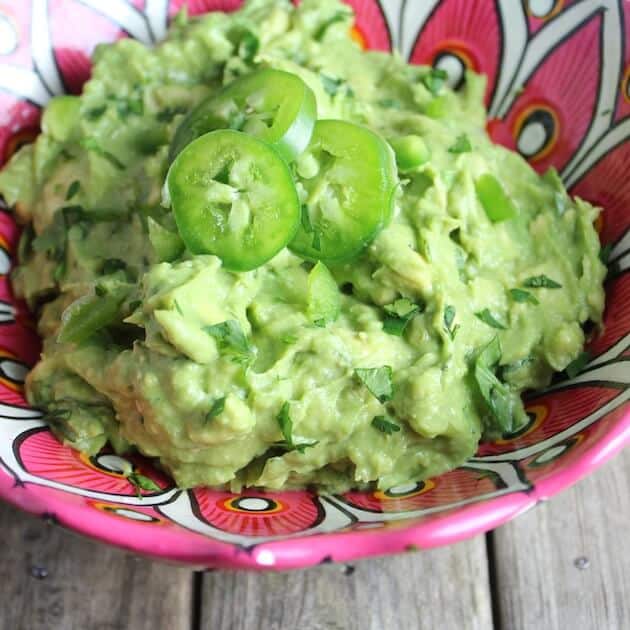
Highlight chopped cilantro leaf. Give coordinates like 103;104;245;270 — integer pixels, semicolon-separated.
448;134;472;154
127;473;160;498
205;396;226;422
384;298;418;319
115;97;143;119
355;366;394;403
443;304;459;339
372;415;401;435
422;68;448;96
320;74;344;97
475;308;507;330
66;180;81;201
85;105;107;120
383;298;420;336
522;275;562;289
205;319;252;363
275;402;318;453
238;31;259;62
509;288;539;305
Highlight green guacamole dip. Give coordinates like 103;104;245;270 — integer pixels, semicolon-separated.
0;0;606;492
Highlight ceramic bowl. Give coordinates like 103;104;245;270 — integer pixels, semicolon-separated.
0;0;628;570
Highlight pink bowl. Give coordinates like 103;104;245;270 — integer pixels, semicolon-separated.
0;0;628;570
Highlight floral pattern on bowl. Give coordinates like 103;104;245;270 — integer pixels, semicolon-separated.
0;0;627;570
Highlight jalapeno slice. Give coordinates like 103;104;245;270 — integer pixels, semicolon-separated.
290;120;398;263
166;129;300;271
169;69;317;163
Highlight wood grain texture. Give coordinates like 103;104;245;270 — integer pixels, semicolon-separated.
200;537;493;630
492;448;630;630
0;502;194;630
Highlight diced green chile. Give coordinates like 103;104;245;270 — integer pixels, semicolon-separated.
166;129;300;271
169;69;317;163
475;174;518;222
290;120;398;262
58;290;128;344
388;135;430;171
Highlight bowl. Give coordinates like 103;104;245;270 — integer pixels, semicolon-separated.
0;0;628;570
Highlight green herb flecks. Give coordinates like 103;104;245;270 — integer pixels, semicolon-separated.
475;308;507;330
422;68;448;96
509;288;539;305
238;30;259;62
522;275;562;289
275;402;318;453
473;337;521;435
383;298;421;336
448;134;472;154
443;305;459;340
66;180;81;201
205;319;253;364
355;366;394;403
372;414;401;435
127;473;161;499
85;105;107;121
205;396;226;423
320;74;344;97
115;96;143;119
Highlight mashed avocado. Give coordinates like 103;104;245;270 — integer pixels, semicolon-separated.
0;0;605;492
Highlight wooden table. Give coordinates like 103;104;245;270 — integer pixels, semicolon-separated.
0;448;627;630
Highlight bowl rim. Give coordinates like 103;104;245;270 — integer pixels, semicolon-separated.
0;0;628;570
1;408;628;570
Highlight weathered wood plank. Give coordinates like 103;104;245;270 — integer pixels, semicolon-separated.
0;503;194;630
492;448;630;630
201;536;493;630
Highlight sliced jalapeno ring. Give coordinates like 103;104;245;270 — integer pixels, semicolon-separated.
167;129;300;271
290;120;398;263
169;69;317;163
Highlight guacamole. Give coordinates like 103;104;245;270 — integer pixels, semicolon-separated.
0;0;606;492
